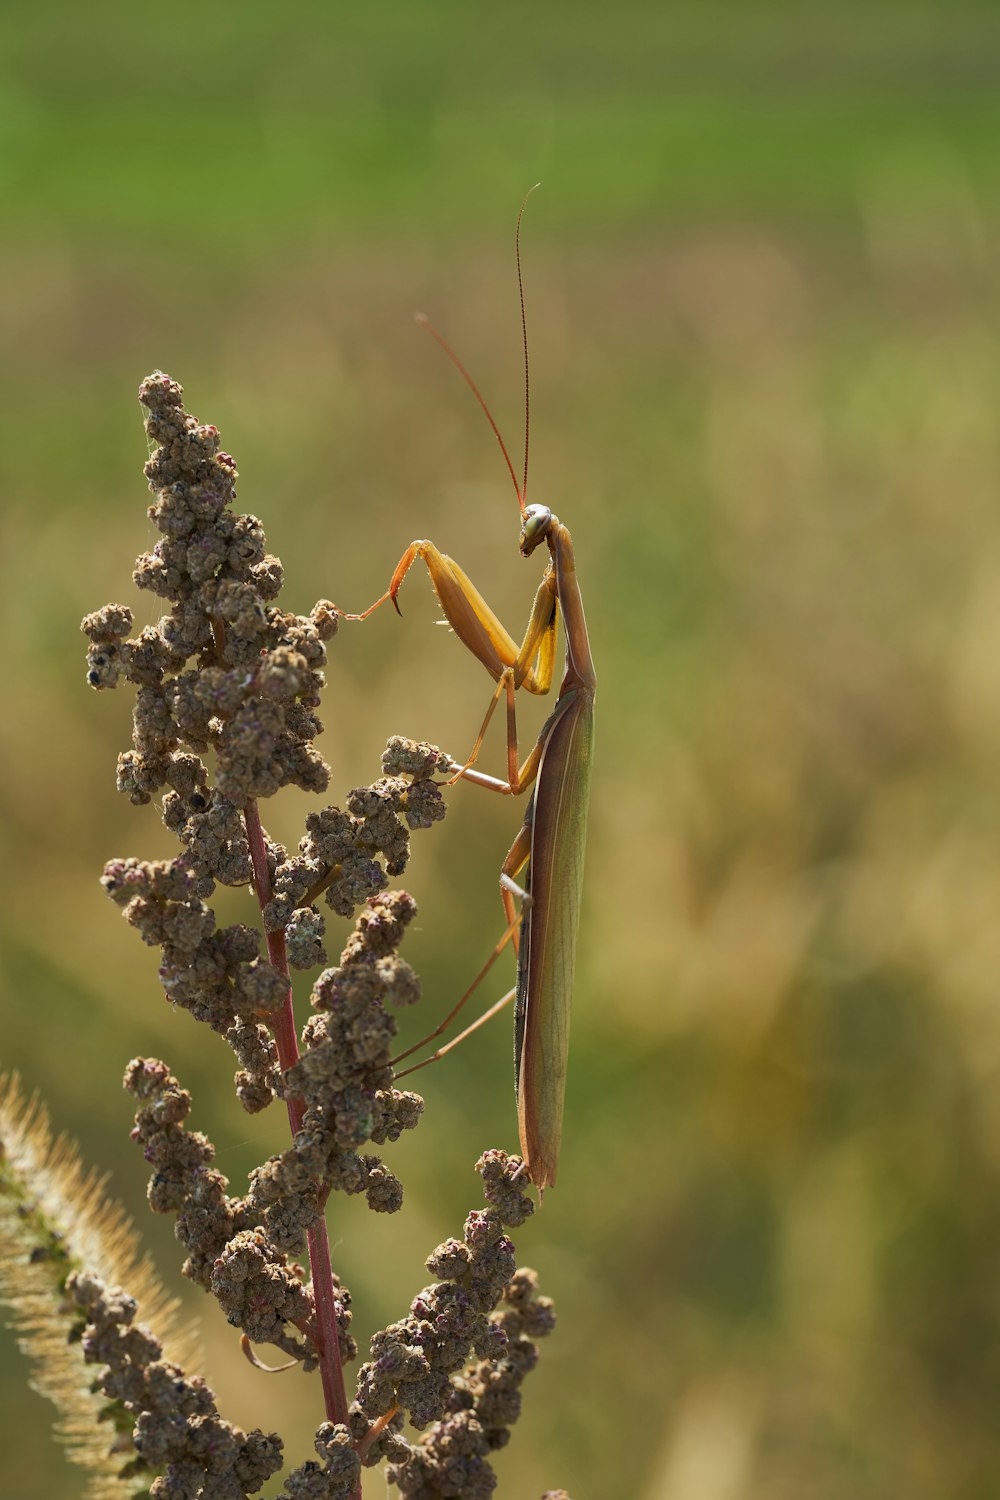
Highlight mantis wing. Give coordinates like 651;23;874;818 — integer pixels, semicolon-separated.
515;685;595;1190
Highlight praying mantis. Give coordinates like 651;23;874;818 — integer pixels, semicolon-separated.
349;194;595;1191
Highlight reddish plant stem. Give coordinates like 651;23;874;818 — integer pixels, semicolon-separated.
242;795;356;1478
207;622;305;1102
213;617;357;1488
242;800;302;1110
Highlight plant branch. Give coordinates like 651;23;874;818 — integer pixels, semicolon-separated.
242;796;354;1463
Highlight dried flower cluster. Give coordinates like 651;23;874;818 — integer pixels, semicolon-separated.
362;1152;556;1496
61;373;567;1497
71;1271;289;1500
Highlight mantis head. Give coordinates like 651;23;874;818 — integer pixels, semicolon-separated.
520;504;553;557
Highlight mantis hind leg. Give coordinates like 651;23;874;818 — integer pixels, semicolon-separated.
391;822;532;1076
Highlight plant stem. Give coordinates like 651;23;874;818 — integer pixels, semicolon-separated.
212;606;357;1492
242;799;302;1107
243;796;358;1494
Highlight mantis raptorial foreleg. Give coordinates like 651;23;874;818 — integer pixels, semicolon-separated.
346;550;558;794
446;570;557;784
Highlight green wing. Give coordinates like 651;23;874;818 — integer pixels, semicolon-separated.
516;686;595;1190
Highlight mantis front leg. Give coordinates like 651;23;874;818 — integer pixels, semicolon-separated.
347;542;559;794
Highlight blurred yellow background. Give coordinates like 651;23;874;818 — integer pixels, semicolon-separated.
3;2;1000;1496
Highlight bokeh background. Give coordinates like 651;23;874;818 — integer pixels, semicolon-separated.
3;2;1000;1496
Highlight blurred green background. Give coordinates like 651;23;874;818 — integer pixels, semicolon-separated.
4;1;1000;1496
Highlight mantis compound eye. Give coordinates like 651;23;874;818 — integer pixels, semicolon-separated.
520;504;552;556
